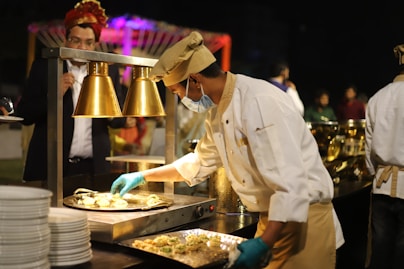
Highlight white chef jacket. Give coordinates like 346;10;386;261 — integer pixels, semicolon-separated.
173;72;344;247
365;74;404;199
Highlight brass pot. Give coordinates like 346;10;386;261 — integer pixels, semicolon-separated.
209;167;242;213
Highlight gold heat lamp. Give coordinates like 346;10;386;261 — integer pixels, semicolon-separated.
73;61;123;118
122;65;166;117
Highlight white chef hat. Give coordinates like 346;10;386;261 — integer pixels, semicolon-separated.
150;31;216;86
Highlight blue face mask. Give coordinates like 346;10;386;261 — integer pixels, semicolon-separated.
181;77;215;113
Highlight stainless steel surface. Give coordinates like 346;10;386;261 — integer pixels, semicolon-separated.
42;48;158;207
47;56;63;207
43;47;158;66
118;228;246;268
164;88;178;194
81;193;217;243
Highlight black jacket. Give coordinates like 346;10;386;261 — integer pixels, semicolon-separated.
16;58;127;181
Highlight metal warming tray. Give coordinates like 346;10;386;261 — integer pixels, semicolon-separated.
65;191;217;243
63;189;174;211
119;228;247;268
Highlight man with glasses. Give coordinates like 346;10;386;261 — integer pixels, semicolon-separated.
16;0;131;182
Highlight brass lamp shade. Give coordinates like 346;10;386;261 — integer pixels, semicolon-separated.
122;66;166;117
73;62;123;118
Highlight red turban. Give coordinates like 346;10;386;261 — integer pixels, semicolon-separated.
64;0;108;40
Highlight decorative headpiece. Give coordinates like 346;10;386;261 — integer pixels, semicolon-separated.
64;0;108;40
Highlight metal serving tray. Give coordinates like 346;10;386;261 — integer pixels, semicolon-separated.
63;190;173;211
118;228;246;268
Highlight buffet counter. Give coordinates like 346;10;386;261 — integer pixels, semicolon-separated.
55;177;372;269
5;175;371;269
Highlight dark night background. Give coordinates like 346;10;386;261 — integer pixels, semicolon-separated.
1;0;404;109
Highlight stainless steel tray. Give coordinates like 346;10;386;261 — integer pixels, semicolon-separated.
63;190;174;211
118;228;247;268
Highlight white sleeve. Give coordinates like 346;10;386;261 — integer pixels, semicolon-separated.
287;88;304;116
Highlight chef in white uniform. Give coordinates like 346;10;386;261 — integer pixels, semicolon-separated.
110;31;344;269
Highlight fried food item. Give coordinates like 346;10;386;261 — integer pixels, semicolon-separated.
76;192;128;208
132;233;223;255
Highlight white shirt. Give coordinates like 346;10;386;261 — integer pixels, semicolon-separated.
365;74;404;199
67;60;93;158
286;87;304;116
173;72;344;247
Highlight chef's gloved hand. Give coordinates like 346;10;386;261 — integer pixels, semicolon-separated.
110;172;146;197
234;237;270;269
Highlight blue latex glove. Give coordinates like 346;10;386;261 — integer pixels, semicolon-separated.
110;172;146;196
234;237;270;269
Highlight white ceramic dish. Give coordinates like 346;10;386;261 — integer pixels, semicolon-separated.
49;249;92;266
0;185;52;200
0;115;23;123
0;258;50;269
1;216;48;227
49;242;91;255
48;207;87;224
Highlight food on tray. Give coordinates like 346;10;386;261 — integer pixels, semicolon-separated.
132;233;225;258
124;193;163;207
77;192;129;208
71;188;172;209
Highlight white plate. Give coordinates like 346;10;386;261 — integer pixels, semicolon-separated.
0;238;50;254
0;258;50;269
1;216;48;227
48;207;87;224
0;246;49;264
0;222;49;233
0;186;52;200
0;204;49;212
49;249;92;266
49;242;91;256
0;115;23;123
50;237;90;248
0;232;50;245
0;199;50;207
0;227;50;241
0;197;50;207
51;230;91;243
0;208;50;219
49;221;88;233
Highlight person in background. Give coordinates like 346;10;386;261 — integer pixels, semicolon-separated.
304;88;337;122
336;84;366;120
15;0;134;181
268;60;304;116
110;31;344;269
364;44;404;269
357;92;369;110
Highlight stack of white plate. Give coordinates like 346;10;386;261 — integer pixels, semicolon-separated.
48;207;92;267
0;185;52;269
